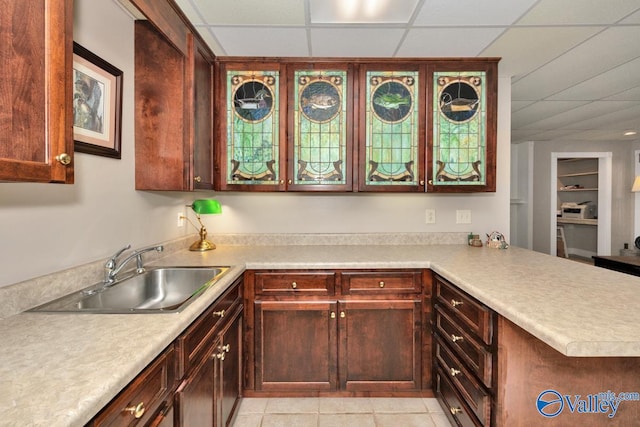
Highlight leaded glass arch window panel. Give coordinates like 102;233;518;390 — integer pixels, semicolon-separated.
226;70;280;185
292;69;349;187
364;70;419;187
432;71;486;186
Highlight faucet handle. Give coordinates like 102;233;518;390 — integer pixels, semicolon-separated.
106;244;131;267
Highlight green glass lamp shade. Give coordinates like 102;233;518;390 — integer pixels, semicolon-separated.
191;199;222;215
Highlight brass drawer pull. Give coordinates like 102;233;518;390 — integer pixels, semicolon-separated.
379;281;385;288
450;367;461;376
450;407;462;415
451;299;463;308
213;310;225;318
451;334;464;343
292;281;297;289
124;402;146;419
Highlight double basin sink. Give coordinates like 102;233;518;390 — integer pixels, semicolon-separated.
31;266;229;314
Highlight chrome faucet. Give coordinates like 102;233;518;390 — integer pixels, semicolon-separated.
104;244;164;285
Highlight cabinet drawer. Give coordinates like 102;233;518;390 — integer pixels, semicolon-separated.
91;345;176;427
435;306;492;387
434;274;492;345
177;279;241;376
436;366;483;427
435;335;490;425
342;271;422;294
255;272;335;295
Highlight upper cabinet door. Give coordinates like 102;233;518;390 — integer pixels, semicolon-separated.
192;38;215;190
358;65;425;192
287;64;353;191
427;62;497;193
0;0;74;183
217;63;286;191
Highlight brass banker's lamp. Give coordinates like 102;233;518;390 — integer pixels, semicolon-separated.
186;199;222;251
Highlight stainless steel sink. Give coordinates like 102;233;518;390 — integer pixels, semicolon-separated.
30;266;229;313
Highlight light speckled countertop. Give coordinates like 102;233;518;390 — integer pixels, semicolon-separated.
2;242;640;426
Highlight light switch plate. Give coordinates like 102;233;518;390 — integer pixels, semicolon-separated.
456;210;472;224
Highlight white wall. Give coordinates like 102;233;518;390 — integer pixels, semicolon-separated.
0;1;511;288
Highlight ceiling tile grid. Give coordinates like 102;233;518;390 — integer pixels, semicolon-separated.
172;0;640;142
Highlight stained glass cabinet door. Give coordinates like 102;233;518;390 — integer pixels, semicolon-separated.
359;66;424;192
218;63;285;191
427;63;497;193
287;65;353;191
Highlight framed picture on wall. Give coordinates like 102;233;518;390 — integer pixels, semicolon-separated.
72;42;123;159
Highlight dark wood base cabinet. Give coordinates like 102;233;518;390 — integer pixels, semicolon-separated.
88;277;243;427
245;269;428;396
434;272;640;427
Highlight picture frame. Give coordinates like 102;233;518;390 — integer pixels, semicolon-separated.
72;42;123;159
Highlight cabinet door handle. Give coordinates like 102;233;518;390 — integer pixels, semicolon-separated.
451;299;463;308
216;351;226;361
340;311;346;318
331;312;336;319
449;367;461;377
379;281;385;288
194;176;202;183
213;310;225;318
450;407;462;415
56;153;71;165
124;402;146;419
291;281;297;289
451;334;464;343
288;179;292;185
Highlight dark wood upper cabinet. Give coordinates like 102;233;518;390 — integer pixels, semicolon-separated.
357;63;426;192
0;0;74;183
215;62;287;191
132;0;215;191
426;60;498;193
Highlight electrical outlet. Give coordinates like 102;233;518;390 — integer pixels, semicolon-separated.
177;211;185;228
425;209;436;224
456;210;472;224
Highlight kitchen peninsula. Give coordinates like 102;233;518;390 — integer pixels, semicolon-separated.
1;234;640;426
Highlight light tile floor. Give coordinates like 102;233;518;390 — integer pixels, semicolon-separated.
232;397;454;427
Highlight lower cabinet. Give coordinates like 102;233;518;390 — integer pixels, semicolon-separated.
88;276;243;427
432;273;495;427
246;269;425;394
176;307;242;427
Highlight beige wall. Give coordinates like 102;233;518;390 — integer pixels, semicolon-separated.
0;0;511;288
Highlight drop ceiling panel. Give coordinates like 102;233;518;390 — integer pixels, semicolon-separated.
559;104;640;130
604;85;640;101
210;27;309;56
413;0;538;26
521;101;637;129
396;27;504;57
511;100;537;112
174;0;203;24
481;27;603;78
511;101;590;128
548;57;640;101
516;0;640;24
621;8;640;23
511;26;640;100
191;0;306;25
309;0;420;23
310;28;406;57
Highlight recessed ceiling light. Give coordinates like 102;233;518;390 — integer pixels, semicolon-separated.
624;131;637;136
309;0;419;24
